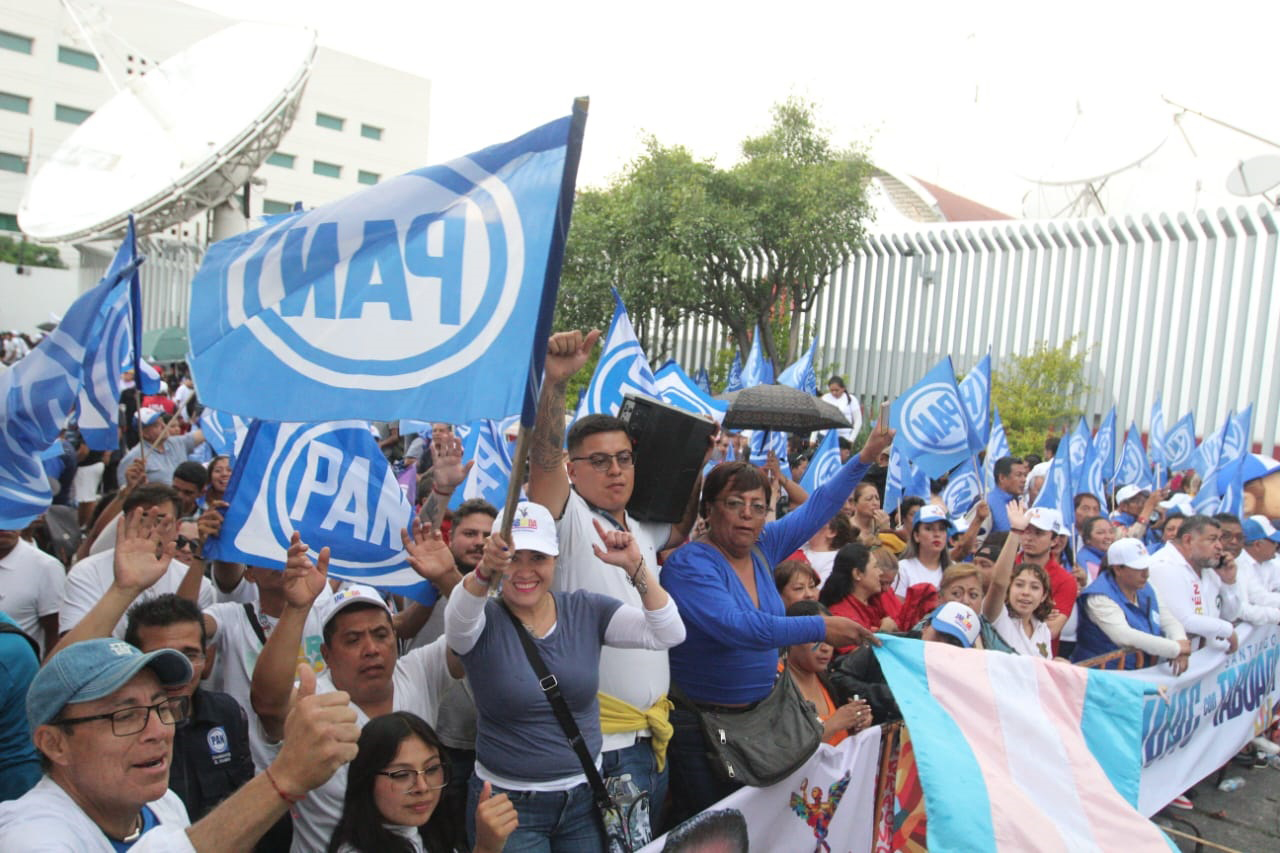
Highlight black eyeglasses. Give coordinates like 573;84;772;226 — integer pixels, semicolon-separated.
174;535;198;551
55;696;190;737
569;450;635;472
377;763;448;791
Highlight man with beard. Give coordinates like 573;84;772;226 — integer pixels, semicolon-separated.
1148;515;1239;652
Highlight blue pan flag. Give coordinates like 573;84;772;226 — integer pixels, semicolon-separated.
199;407;251;462
575;288;658;419
653;361;728;422
889;357;979;479
799;426;841;493
724;351;744;392
983;406;1010;490
740;326;774;388
1115;423;1154;491
1095;407;1117;485
776;337;818;396
943;457;983;517
884;443;931;513
957;352;991;448
1033;445;1074;518
448;417;518;512
694;367;712;395
747;429;790;478
1148;397;1166;471
189;106;588;426
76;218;145;451
204;420;436;603
0;233;142;527
1163;412;1196;471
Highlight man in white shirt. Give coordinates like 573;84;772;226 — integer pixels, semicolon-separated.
61;485;214;638
251;532;462;853
1148;515;1238;652
1239;515;1280;596
0;529;65;656
0;636;360;851
528;329;708;831
821;375;863;442
115;410;205;487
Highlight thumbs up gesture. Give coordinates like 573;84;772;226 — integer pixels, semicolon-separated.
267;664;360;796
474;780;519;853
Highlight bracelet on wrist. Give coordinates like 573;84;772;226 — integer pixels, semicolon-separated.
264;766;304;805
432;485;453;497
474;566;493;585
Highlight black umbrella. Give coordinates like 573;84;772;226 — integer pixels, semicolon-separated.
36;321;57;332
722;384;850;433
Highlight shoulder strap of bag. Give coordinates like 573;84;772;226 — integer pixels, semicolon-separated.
0;619;40;659
244;603;268;646
498;601;615;815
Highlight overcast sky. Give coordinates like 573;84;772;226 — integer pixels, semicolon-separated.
191;0;1280;220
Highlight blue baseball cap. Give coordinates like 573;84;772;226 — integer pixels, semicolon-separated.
27;638;192;730
1243;516;1280;544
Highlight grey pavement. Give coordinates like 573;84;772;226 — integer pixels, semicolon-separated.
1153;753;1280;852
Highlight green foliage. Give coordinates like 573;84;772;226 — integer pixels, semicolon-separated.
991;337;1093;456
0;236;65;269
557;98;871;372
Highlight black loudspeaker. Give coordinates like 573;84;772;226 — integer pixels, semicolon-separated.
618;394;718;523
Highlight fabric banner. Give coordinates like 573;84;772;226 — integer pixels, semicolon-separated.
1121;622;1280;816
888;357;978;479
653;361;728;423
640;729;882;853
189;110;584;424
203;419;434;603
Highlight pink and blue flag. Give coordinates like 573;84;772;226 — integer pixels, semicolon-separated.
874;636;1174;851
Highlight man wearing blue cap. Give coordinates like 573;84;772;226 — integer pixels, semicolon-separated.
0;635;361;850
1237;517;1280;609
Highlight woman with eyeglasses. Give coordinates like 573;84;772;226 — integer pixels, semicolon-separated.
660;412;895;824
328;711;517;853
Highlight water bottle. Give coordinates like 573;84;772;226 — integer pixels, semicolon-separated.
1217;776;1245;792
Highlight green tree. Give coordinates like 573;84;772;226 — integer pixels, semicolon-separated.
991;337;1093;456
0;236;66;269
557;99;871;372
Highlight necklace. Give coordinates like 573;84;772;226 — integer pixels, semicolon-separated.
113;812;143;843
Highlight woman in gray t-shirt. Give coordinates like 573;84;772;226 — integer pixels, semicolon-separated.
444;501;684;851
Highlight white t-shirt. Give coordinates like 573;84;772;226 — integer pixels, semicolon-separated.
1148;543;1235;647
273;637;456;853
820;390;863;441
0;539;65;657
802;548;838;587
60;550;214;637
553;489;671;752
893;557;942;595
0;775;193;852
992;609;1053;659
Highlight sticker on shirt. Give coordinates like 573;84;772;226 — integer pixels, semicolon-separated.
1191;582;1203;614
207;726;231;765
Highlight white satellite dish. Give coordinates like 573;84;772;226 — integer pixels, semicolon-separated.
19;22;316;243
1225;155;1280;198
1015;97;1172;187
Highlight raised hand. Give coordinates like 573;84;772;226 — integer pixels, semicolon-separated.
480;534;513;579
401;519;454;582
196;500;227;543
1006;499;1029;532
474;780;519;853
270;664;360;795
859;402;895;463
590;518;642;573
282;532;329;610
113;506;174;594
430;433;472;491
544;329;601;383
124;457;146;492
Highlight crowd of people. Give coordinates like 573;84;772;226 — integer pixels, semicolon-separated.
2;327;1279;850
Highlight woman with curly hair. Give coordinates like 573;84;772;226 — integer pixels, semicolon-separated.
982;503;1056;659
774;559;821;608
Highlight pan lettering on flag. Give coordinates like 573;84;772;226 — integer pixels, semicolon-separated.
205;420;433;602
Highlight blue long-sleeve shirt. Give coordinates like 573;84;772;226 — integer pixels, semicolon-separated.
664;456;871;704
987;487;1017;532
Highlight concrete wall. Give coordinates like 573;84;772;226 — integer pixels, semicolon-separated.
0;260;78;332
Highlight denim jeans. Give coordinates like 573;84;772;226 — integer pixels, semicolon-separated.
467;774;605;853
601;737;667;833
664;706;743;831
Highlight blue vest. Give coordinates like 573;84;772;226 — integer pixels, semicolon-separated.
1070;571;1161;669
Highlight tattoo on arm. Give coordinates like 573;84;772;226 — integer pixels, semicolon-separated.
418;491;445;527
531;379;568;471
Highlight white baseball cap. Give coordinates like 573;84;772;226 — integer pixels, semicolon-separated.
322;584;393;633
930;602;980;648
1115;485;1149;504
493;501;559;556
1025;507;1065;535
1107;537;1154;570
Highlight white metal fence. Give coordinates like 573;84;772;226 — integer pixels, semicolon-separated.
667;203;1280;457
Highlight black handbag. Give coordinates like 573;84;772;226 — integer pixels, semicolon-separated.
499;603;648;853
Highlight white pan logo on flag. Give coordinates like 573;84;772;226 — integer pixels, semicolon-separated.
224;162;525;391
900;382;968;454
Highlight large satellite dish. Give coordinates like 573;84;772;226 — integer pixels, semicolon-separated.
1225;155;1280;198
19;22;316;243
